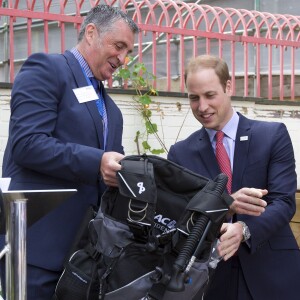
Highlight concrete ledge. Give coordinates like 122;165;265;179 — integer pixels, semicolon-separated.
0;82;12;89
291;191;300;247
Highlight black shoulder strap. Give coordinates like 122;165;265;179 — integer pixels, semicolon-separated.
117;158;157;241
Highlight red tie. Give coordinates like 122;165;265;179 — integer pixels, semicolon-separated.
216;131;232;194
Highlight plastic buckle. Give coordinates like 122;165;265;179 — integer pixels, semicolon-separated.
127;218;152;242
156;228;177;245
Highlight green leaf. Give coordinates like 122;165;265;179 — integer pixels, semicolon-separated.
151;148;165;154
142;141;151;150
138;77;146;87
134;63;146;73
145;121;158;134
142;109;152;118
118;68;131;80
139;94;152;105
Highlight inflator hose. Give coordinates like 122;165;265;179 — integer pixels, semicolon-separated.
167;174;227;292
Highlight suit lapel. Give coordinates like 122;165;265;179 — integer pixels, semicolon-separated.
63;51;105;149
232;114;252;192
197;128;220;179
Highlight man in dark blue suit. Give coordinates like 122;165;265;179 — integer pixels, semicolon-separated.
0;5;138;299
168;55;300;299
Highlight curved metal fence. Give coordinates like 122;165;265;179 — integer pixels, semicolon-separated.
1;0;300;100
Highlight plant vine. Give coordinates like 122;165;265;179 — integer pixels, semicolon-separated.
113;57;167;155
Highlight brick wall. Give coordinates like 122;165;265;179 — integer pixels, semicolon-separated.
1;87;300;184
1;87;300;181
118;94;300;188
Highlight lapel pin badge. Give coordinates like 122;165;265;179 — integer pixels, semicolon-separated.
240;136;248;141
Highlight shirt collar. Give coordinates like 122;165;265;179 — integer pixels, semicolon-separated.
71;47;93;78
206;109;239;143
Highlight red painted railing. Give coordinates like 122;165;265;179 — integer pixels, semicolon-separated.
1;0;300;100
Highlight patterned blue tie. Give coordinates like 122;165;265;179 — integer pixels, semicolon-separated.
89;77;108;148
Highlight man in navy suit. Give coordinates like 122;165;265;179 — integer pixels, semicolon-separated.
168;55;300;299
0;5;138;299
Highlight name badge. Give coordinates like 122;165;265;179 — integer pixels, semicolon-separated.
73;86;98;103
240;136;248;141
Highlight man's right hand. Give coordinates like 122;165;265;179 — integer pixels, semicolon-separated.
100;152;124;187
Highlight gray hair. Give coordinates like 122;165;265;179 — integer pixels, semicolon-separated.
78;4;139;42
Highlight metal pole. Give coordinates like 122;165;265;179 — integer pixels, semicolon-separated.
2;0;10;82
6;199;27;300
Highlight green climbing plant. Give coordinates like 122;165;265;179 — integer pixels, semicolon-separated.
114;57;167;155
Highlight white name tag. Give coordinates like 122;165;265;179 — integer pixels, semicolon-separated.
240;136;248;141
73;86;98;103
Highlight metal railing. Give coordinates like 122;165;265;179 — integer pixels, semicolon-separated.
1;0;300;100
0;188;77;300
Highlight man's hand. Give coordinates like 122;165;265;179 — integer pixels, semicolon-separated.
217;222;244;261
229;187;268;216
100;152;124;187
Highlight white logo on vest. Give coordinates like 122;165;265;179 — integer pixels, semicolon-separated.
137;182;146;194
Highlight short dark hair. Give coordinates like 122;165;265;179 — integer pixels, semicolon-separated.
185;55;230;92
78;4;139;42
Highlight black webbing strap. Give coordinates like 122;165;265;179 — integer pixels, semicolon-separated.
117;158;157;241
146;282;167;300
84;243;101;261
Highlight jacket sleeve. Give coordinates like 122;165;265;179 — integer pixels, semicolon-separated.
240;123;297;253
